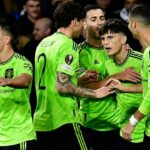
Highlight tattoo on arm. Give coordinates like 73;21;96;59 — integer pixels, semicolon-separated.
56;72;95;98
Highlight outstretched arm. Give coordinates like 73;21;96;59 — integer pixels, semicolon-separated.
105;78;143;93
0;73;32;88
112;67;141;83
122;110;145;141
56;72;115;98
79;67;141;89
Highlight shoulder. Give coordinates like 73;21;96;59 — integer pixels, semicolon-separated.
129;50;143;60
14;53;32;65
78;41;88;53
15;53;29;61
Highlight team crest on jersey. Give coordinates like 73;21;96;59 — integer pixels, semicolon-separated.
5;68;14;78
65;54;73;65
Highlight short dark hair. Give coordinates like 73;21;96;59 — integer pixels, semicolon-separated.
84;4;103;16
100;18;133;44
129;4;150;27
0;15;18;46
53;1;85;28
23;0;41;5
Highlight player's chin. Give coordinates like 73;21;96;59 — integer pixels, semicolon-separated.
106;51;113;57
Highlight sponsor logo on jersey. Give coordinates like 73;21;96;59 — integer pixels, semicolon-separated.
41;41;55;47
65;54;73;65
24;63;32;71
61;64;72;71
5;68;14;78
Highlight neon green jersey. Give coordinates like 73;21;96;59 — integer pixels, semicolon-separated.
34;32;80;131
0;53;36;146
139;46;150;115
106;50;145;143
79;41;108;79
79;41;121;131
138;45;150;137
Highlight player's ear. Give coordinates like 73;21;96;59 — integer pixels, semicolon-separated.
132;21;136;28
4;34;11;45
122;35;127;45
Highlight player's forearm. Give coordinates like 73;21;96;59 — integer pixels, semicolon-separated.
7;74;32;88
80;79;107;89
57;72;96;98
128;110;145;127
110;72;126;80
120;84;142;93
57;81;96;98
134;110;145;121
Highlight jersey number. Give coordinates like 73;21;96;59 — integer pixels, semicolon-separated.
38;53;46;90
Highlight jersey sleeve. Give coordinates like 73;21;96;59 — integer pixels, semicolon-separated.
139;50;150;115
57;43;79;76
19;59;33;76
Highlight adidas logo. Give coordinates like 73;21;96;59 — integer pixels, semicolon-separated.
94;60;99;64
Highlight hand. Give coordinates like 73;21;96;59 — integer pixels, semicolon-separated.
105;78;120;86
105;78;125;91
94;86;116;98
0;77;10;86
78;70;99;84
118;67;141;83
122;122;135;141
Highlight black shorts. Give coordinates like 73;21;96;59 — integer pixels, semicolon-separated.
0;140;37;150
36;123;89;150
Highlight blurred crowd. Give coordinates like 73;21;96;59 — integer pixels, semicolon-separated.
0;0;150;53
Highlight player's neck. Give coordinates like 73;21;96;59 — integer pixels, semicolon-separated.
86;37;103;48
0;46;14;63
139;30;150;50
57;28;72;38
114;46;128;64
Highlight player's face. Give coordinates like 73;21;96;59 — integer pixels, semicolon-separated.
0;28;8;51
25;0;41;19
84;9;105;39
101;31;126;56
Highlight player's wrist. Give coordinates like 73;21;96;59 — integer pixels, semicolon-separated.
94;90;98;98
129;115;139;126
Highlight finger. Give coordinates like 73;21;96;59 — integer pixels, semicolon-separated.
127;73;141;80
105;78;114;85
88;79;98;82
123;132;129;141
126;133;131;141
127;76;141;83
125;132;131;141
0;83;6;86
111;80;120;85
110;85;118;89
109;90;116;94
129;71;141;77
107;88;116;94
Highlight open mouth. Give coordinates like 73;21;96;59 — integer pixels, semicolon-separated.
105;47;112;52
